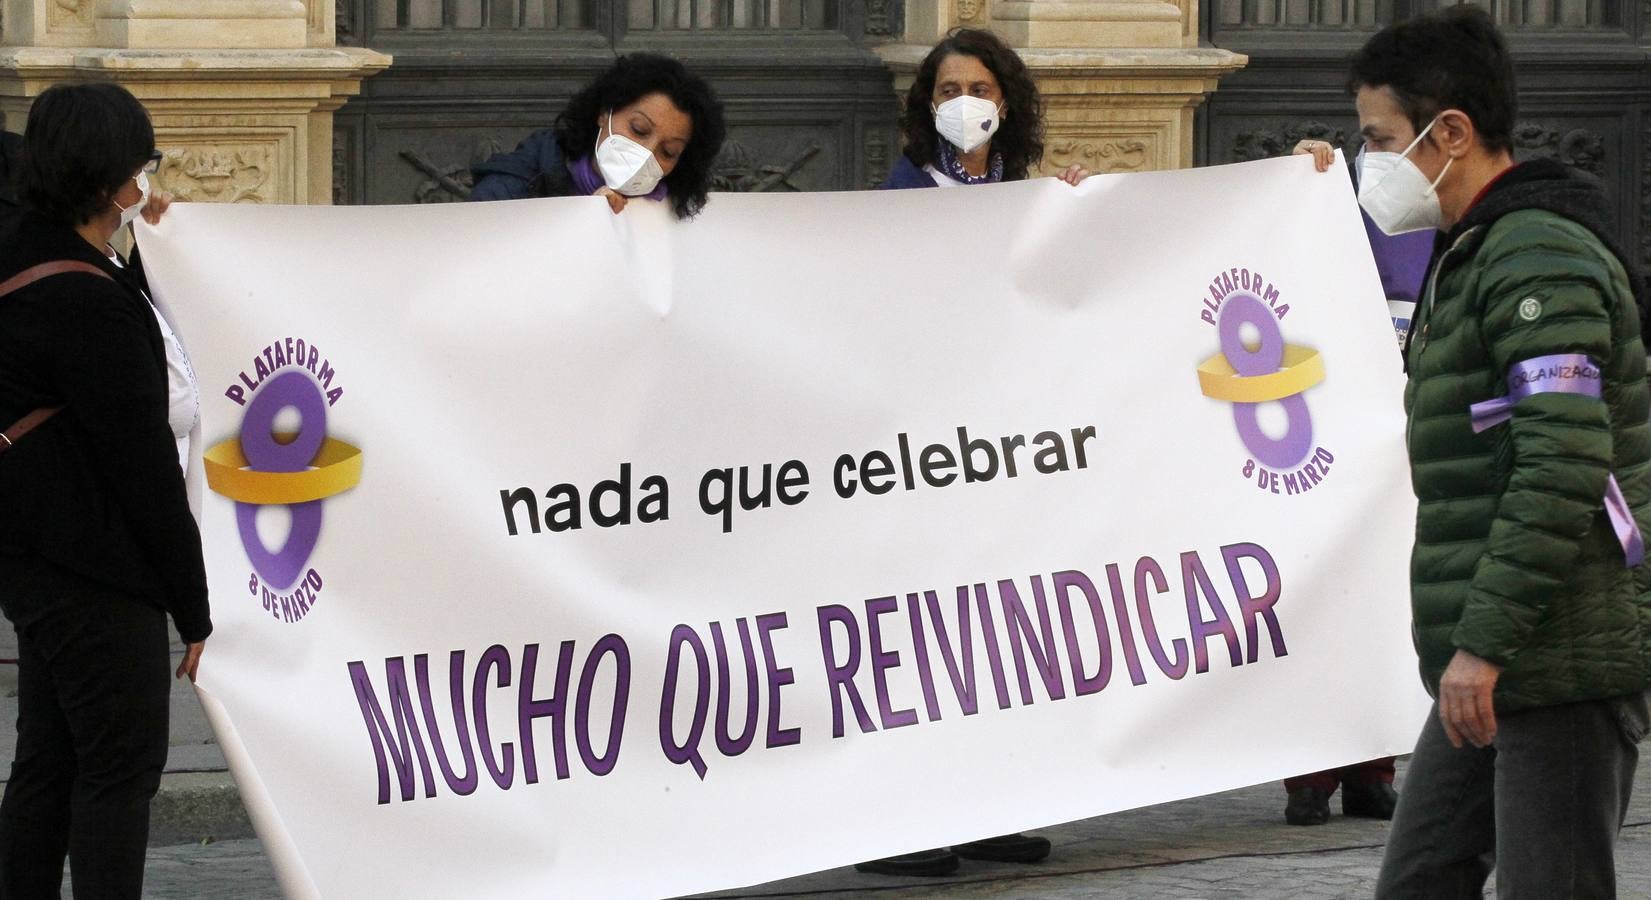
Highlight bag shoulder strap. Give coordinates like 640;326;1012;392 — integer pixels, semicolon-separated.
0;406;59;451
0;259;112;299
0;260;109;454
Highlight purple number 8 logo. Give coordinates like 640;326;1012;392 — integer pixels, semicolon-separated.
235;372;328;591
204;369;365;593
1197;293;1325;471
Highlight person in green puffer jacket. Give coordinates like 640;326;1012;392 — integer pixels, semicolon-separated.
1336;8;1651;899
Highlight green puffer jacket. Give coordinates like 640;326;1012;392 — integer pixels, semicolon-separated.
1404;159;1651;712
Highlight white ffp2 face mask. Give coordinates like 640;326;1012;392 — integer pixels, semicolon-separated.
594;110;666;197
932;95;1002;154
1357;117;1453;236
114;170;150;230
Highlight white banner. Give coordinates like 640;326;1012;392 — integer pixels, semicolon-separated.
139;154;1428;899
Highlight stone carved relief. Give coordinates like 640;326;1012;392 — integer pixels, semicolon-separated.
49;0;93;30
402;139;505;203
1642;118;1651;270
333;136;349;205
1231;121;1347;163
404;138;820;202
865;0;891;34
865;130;889;189
1046;138;1151;173
1510;123;1604;176
160;147;275;204
337;0;357;45
956;0;984;22
710;140;820;192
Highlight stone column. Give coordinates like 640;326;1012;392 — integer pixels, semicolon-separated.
875;0;1245;176
1;0;388;204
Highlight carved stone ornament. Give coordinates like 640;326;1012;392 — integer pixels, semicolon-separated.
1046;138;1150;174
865;0;891;35
864;130;889;189
160;147;275;205
710;140;821;192
403;137;822;202
402;139;506;204
337;0;357;45
1510;123;1604;177
333;138;349;206
49;0;92;29
1231;121;1347;163
1641;119;1651;269
956;0;984;22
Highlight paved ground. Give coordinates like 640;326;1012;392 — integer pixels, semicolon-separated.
5;627;1651;898
45;753;1651;899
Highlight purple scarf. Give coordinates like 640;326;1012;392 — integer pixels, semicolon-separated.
935;141;1004;185
567;154;670;203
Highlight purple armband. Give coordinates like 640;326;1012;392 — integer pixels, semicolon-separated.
1468;353;1643;567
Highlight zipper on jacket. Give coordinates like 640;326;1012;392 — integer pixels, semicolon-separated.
1405;226;1483;451
1409;225;1482;362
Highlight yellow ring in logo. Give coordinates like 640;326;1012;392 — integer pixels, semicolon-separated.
1196;344;1326;404
204;433;365;505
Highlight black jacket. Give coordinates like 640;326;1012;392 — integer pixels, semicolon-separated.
0;132;21;237
0;212;212;642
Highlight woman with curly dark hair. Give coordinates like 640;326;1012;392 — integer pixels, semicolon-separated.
881;28;1087;189
470;53;726;219
859;35;1071;879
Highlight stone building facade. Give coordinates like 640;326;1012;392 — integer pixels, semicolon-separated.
2;0;1647;266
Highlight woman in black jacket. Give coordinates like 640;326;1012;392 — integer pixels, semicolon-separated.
0;82;209;899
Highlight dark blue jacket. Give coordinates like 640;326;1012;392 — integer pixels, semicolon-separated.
878;155;939;191
469;128;580;202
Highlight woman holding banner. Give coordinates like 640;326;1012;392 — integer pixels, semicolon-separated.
0;82;210;899
879;28;1088;190
469;53;726;218
856;27;1068;881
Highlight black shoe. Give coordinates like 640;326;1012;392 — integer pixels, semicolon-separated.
1285;786;1331;826
854;848;960;877
952;833;1052;863
1342;781;1398;820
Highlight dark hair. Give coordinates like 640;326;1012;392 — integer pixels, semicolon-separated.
19;82;155;225
554;53;726;220
899;28;1044;181
1347;5;1516;155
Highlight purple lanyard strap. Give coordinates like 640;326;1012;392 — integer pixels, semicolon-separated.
1468;353;1644;567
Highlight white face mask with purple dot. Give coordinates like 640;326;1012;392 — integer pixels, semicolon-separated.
932;95;1002;155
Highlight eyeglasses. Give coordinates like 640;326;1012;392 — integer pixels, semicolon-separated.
140;152;162;175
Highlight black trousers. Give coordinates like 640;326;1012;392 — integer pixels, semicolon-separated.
0;555;170;900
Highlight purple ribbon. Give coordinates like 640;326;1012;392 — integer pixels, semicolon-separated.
1468;353;1644;567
